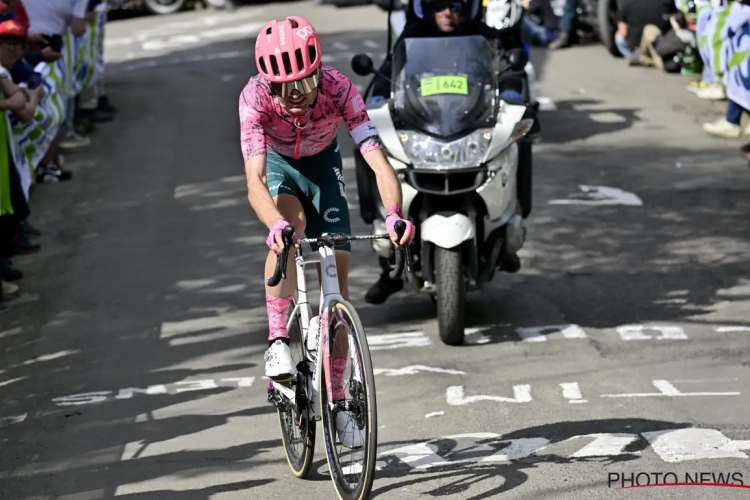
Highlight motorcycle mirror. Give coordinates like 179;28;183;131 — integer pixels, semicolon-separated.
507;48;529;72
351;53;375;76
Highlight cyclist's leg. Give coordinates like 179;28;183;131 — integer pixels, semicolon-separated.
264;150;307;378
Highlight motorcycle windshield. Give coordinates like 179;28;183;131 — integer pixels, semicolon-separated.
390;36;498;138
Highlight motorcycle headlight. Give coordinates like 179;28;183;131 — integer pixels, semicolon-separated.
397;129;493;169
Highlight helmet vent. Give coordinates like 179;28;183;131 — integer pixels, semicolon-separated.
281;52;293;76
269;55;280;76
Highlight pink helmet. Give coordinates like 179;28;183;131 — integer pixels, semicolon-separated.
255;17;322;83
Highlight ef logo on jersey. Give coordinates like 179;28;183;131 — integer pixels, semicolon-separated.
352;95;365;113
323;207;341;223
296;26;315;40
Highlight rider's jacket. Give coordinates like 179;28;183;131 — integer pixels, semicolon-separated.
240;65;383;161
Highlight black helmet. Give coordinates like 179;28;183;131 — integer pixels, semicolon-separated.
413;0;481;22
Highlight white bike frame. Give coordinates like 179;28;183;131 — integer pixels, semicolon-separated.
269;243;362;421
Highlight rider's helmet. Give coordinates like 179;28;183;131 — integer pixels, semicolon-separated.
484;0;523;31
414;0;482;24
254;16;323;98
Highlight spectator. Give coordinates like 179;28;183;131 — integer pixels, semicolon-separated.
0;19;45;123
22;0;87;182
521;0;560;46
615;0;675;66
547;0;578;49
0;67;33;299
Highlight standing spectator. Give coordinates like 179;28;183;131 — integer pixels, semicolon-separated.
547;0;579;49
521;0;560;46
22;0;87;182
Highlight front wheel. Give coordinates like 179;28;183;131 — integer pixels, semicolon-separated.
435;246;466;345
320;302;378;500
143;0;187;14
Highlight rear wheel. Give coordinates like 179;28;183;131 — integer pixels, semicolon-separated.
277;301;315;478
143;0;187;14
435;246;466;345
320;302;378;500
597;0;621;58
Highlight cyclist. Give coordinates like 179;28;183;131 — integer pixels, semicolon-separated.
239;15;415;435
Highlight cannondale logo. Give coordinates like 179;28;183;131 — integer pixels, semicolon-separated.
323;207;341;223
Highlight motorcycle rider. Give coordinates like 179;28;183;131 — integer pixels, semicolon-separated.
362;0;531;305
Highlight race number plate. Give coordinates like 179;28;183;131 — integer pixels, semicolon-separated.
420;76;468;97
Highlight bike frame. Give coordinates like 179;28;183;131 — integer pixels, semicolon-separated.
269;242;356;421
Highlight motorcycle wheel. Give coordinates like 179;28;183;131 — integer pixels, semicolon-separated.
143;0;187;15
597;0;622;58
434;246;466;346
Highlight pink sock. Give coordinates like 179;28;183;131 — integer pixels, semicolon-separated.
266;294;293;343
330;357;348;401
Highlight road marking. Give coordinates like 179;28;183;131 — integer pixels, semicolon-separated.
378;428;750;469
51;378;256;406
332;41;350;51
368;332;431;350
560;382;587;403
537;96;557;111
549;185;643;206
516;324;587;342
363;39;380;49
425;411;444;418
464;327;491;344
0;413;27;427
374;365;466;376
643;429;749;462
716;326;750;332
567;433;639;457
616;325;688;340
446;385;532;405
600;379;740;398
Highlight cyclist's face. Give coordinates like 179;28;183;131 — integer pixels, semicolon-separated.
279;88;317;115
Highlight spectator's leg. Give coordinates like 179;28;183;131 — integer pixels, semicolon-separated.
59;96;91;150
522;17;550;46
702;99;743;138
548;0;579;50
638;25;663;68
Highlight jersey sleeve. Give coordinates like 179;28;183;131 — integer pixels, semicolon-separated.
328;67;383;155
238;81;267;162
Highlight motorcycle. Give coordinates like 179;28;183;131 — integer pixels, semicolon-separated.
351;36;535;345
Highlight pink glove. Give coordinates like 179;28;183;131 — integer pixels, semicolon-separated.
385;212;416;242
266;219;295;249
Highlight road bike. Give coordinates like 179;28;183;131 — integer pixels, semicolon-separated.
265;221;411;500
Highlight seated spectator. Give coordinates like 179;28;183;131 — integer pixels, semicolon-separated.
521;0;560;46
615;0;675;66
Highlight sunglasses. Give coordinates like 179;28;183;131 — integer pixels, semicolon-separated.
270;70;321;99
431;1;463;12
0;37;25;49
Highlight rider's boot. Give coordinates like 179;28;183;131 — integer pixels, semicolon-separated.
364;256;403;304
331;357;365;449
264;294;296;380
501;253;521;273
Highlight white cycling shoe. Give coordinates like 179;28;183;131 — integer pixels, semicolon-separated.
264;340;296;379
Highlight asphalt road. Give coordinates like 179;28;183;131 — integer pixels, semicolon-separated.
2;3;750;499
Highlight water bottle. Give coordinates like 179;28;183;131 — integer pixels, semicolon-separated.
306;316;321;353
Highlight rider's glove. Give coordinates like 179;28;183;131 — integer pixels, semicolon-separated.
266;218;296;250
385;206;416;244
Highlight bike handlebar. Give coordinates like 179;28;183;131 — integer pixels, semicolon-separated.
265;220;412;287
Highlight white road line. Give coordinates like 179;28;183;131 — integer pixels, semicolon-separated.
560;382;588;403
601;379;740;398
616;325;688;341
446;385;532;405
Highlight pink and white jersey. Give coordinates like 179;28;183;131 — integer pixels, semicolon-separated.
239;65;383;161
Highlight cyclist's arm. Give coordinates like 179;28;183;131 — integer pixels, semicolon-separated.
240;89;283;228
334;69;403;211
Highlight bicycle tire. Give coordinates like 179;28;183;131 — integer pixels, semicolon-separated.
277;300;316;478
320;301;378;500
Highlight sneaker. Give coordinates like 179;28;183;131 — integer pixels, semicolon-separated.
97;95;117;114
703;118;741;138
687;81;710;94
21;220;41;236
264;340;296;379
2;280;20;299
14;233;40;255
696;84;726;101
364;274;403;305
36;163;72;183
59;131;91;150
